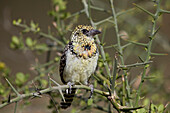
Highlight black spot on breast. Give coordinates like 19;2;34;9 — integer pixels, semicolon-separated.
84;45;91;50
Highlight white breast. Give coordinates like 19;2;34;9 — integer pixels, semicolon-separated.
63;49;98;85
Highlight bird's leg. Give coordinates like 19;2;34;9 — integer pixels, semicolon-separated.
66;82;74;94
88;84;94;99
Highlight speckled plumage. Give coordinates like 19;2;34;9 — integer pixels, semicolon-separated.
59;25;101;109
60;25;100;85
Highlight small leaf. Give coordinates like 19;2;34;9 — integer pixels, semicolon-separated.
158;104;164;112
36;27;40;32
23;28;30;32
94;80;97;88
80;100;86;106
41;79;48;87
26;37;33;47
0;62;6;71
30;21;36;29
87;98;93;106
15;72;28;86
10;43;15;49
137;108;146;113
13;20;17;25
0;83;5;94
35;44;48;51
54;57;60;62
151;104;157;112
143;98;149;106
17;18;22;24
145;64;150;68
12;36;20;45
71;108;76;113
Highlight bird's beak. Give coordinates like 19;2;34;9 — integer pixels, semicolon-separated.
89;29;101;36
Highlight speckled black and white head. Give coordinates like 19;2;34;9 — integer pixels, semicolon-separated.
70;25;101;58
71;25;101;43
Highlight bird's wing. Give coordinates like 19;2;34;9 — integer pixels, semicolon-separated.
59;42;71;84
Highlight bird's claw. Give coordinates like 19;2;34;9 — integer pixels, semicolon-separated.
67;82;74;94
88;84;94;99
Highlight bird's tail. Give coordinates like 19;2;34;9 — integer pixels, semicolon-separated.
60;88;76;109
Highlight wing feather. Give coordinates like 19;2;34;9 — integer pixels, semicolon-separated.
59;42;73;84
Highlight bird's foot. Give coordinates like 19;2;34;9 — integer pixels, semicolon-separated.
88;84;94;99
66;82;74;94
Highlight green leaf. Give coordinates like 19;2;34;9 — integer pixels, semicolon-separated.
0;83;5;94
41;79;48;87
145;64;150;68
26;37;33;47
54;57;60;62
158;104;164;112
94;80;97;88
10;43;15;49
71;108;76;113
17;19;22;24
13;20;17;25
23;28;30;32
151;104;157;112
80;100;86;106
13;19;22;25
15;72;28;86
143;98;149;106
136;108;146;113
35;44;48;51
87;98;93;106
30;21;36;29
36;27;40;32
12;36;20;45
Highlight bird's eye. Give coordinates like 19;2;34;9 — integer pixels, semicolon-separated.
82;29;89;34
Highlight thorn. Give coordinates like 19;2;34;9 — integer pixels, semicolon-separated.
8;94;11;103
32;81;39;91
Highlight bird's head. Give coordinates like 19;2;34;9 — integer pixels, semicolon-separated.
70;25;101;58
71;25;101;43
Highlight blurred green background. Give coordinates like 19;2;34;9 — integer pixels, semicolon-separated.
0;0;170;112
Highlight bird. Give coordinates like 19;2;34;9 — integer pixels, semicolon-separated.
59;25;101;109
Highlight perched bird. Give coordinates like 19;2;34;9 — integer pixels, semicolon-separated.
59;25;101;109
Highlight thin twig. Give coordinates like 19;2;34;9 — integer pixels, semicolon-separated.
14;102;18;113
5;78;20;97
118;61;153;68
50;78;66;102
